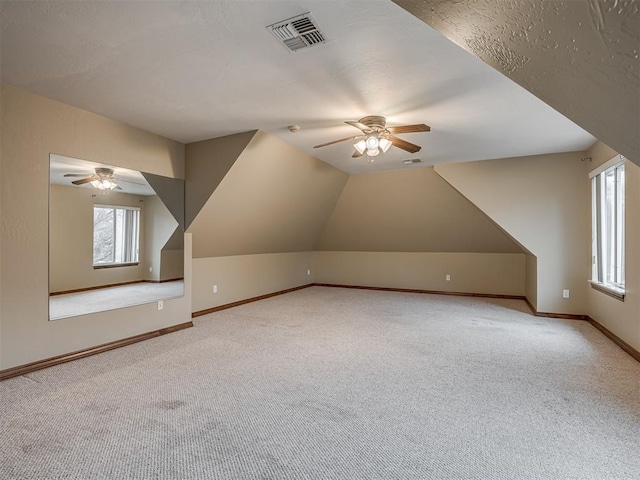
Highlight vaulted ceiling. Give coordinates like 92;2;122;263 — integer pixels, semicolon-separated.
394;0;640;167
0;0;603;173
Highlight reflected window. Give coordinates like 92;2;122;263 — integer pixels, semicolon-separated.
93;205;140;266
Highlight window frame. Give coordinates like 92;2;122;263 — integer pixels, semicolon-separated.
589;155;625;300
92;204;141;268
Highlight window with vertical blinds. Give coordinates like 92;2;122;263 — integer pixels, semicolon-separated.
590;156;625;299
93;205;140;267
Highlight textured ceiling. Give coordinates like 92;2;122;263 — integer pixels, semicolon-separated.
393;0;640;167
1;0;595;173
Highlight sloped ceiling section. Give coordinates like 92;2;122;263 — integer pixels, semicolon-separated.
162;228;184;251
434;151;590;314
187;131;349;259
315;167;523;254
185;130;258;229
393;0;640;166
142;172;185;229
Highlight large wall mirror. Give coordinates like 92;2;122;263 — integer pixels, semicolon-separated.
49;154;185;320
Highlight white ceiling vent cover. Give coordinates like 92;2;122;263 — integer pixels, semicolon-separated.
268;13;326;52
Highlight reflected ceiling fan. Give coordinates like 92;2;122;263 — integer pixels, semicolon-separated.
63;167;124;191
314;115;430;160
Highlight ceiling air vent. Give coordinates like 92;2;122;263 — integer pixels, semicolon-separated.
403;159;422;165
268;13;326;52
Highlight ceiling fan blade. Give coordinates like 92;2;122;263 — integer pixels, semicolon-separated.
314;135;362;148
345;121;371;132
388;135;422;153
114;185;123;191
64;173;90;177
352;149;364;158
117;179;146;186
71;177;95;185
387;124;431;134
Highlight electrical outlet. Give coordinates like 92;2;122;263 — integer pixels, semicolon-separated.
157;300;163;310
562;289;570;299
307;269;311;276
213;285;218;294
446;274;451;281
149;267;153;272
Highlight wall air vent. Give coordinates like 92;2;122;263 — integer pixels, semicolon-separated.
268;13;326;52
403;159;422;165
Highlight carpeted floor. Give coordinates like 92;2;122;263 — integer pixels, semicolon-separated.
49;280;184;320
2;286;639;479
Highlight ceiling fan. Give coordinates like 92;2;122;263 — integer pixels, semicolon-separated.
313;115;430;159
64;167;123;191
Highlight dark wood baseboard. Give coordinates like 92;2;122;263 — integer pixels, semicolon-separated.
523;297;588;321
154;277;184;284
192;284;314;317
587;317;640;363
313;283;527;301
0;321;193;381
50;278;184;295
50;280;145;296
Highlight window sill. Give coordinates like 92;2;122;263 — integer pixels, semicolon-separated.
93;263;139;270
589;281;625;301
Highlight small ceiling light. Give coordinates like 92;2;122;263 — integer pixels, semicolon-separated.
378;138;392;153
354;135;390;158
365;136;379;150
91;178;117;191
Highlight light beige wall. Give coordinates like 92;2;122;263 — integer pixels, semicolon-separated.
188;130;349;258
315;167;522;253
0;84;190;370
187;131;347;313
313;251;525;296
192;252;312;313
436;151;590;314
143;194;179;282
586;142;640;352
50;184;147;292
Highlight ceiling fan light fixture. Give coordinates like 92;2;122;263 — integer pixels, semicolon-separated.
318;115;430;163
365;136;379;150
91;178;118;191
378;137;392;153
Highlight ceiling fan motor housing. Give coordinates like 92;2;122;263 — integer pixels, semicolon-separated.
359;115;387;132
95;167;115;177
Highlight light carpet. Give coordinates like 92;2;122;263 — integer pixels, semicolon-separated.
2;286;639;479
49;280;185;320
